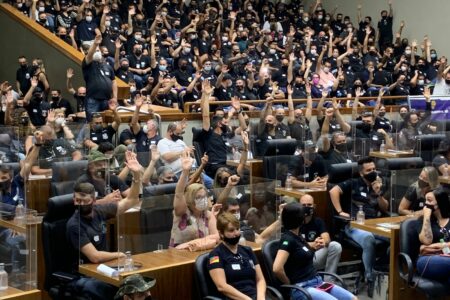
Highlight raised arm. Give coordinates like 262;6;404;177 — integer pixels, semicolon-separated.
333;98;350;133
173;151;193;216
142;146;160;185
113;39;122;71
305;83;313;121
116;151;142;215
201;80;214;131
236;131;249;177
66;68;76;95
287;85;295;124
316;89;328;120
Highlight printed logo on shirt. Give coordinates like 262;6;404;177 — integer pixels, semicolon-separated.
282;240;289;246
209;256;220;265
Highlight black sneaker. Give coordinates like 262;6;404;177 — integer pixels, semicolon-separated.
367;280;375;298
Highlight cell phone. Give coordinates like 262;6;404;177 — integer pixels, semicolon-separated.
316;282;334;292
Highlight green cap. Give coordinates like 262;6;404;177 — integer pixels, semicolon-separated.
88;150;107;163
114;274;156;299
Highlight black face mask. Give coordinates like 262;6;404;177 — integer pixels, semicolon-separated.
223;234;241;246
160;33;168;39
276;115;284;122
51;96;59;102
20;64;28;69
0;180;11;192
170;133;183;142
358;122;372;133
266;123;274;131
334;143;347;153
418;179;429;189
96;168;106;178
338;80;345;86
303;206;314;217
180;65;187;71
445;79;450;85
425;203;435;211
378;112;386;117
77;204;93;217
20;117;29;125
121;65;129;71
221;125;229;134
363;171;378;183
399;112;407;119
134;49;142;56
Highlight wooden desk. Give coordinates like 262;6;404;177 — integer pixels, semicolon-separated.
25;176;51;213
369;150;414;159
350;216;412;300
79;242;261;299
0;287;41;300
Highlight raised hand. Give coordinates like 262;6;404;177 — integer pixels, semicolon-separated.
355;87;362;97
94;33;102;45
229;11;236;20
150;146;160;162
108;100;118;111
305;82;312;94
227;174;240;186
221;64;229;74
287;84;293;95
231;96;241;111
115;38;122;49
200;153;209;166
47;109;56;123
241;131;249;147
423;85;431;100
181;150;194;171
202;79;214;95
379;88;386;97
150;35;157;45
66;68;74;79
125;150;142;173
321;89;328;98
135;95;144;108
211;203;222;217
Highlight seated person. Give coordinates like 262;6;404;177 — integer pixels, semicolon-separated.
79;108;120;151
397;111;421;151
316;94;350;136
208;212;267;299
287;84;313;144
32;125;82;176
169;151;219;248
398;166;439;216
329;157;390;297
114;274;156;300
416;188;450;284
287;141;328;189
433;140;450;176
47;108;75;141
300;195;342;276
76;150;129;204
66;151;141;300
318;131;354;171
273;202;356;300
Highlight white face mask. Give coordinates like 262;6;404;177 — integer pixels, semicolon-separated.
248;5;252;10
38;6;45;12
401;66;407;72
233;213;241;221
93;51;102;62
222;36;228;42
418;79;425;85
161;11;167;17
405;50;412;55
17;3;23;8
269;49;276;55
55;117;65;126
195;197;208;211
86;16;93;22
130;86;137;93
183;47;191;54
105;20;111;27
135;34;142;40
310;49;317;55
304;17;309;22
204;65;211;72
142;124;148;134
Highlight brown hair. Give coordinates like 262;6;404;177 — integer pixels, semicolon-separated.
216;212;240;234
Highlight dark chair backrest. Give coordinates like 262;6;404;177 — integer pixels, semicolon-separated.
42;194;77;291
141;183;177;209
194;252;222;299
261;240;280;288
51;160;88;196
327;163;359;186
262;155;293;186
417;134;446;162
140;206;174;252
192;127;205;166
399;218;421;265
376;157;424;171
263;139;297;156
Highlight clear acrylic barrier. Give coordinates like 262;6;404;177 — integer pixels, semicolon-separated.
0;203;39;291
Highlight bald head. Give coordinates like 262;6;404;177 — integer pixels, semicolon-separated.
300;194;314;206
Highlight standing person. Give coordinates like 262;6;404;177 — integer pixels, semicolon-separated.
82;34;117;121
273;202;357;300
377;0;394;51
208;212;267;300
49;89;73;116
16;55;32;96
299;195;342;276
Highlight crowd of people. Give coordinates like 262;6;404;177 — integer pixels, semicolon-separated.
1;0;450;299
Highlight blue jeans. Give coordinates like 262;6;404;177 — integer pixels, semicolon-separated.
417;255;450;284
292;275;354;300
345;226;389;281
0;229;25;266
85;97;109;122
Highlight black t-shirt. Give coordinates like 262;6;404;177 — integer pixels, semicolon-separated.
134;130;161;167
320;148;351;172
287;154;327;182
16;66;32;94
415;217;450;244
404;183;426;212
76;19;98;42
337;176;389;218
37;139;77;169
88;125;116;145
115;68;134;83
25;98;51;126
76;173;128;198
278;230;316;284
50;98;74;116
300;217;327;242
66;203;117;269
289;120;312;143
127;54;151;73
316;117;342;134
207;243;259;298
82;59;115;100
373;116;392;132
378;16;393;40
198;129;227;165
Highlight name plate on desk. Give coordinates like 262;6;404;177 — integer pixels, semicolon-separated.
28;174;51;180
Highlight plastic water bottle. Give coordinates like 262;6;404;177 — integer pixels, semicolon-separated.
15;200;25;224
124;251;134;272
285;174;292;191
356;205;365;224
0;263;8;290
441;239;450;254
380;141;386;153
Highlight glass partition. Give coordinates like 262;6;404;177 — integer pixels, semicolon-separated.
0;203;39;291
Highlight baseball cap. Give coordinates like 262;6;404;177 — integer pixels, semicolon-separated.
114;275;156;299
87;150;107;163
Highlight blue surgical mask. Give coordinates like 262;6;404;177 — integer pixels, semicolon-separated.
159;65;167;71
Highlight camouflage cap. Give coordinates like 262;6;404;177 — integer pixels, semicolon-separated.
87;150;107;163
114;274;156;299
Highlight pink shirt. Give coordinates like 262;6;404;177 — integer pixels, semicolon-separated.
318;69;336;89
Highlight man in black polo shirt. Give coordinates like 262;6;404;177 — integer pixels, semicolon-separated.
15;56;32;96
82;34;117;121
198;81;246;178
22;79;51;126
319;131;354;171
127;44;151;89
80;106;120;151
329;157;390;297
75;7;100;44
50;89;73;116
